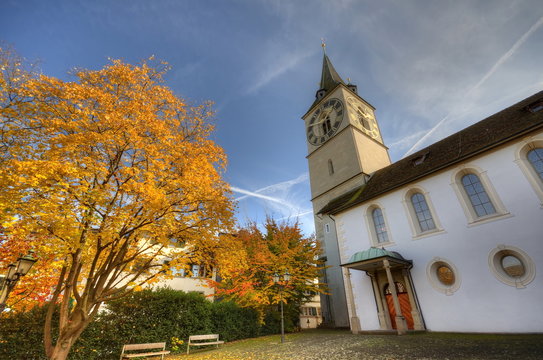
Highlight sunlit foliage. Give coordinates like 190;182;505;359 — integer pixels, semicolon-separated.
0;47;234;359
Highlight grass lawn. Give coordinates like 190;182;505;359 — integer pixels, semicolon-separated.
167;329;543;360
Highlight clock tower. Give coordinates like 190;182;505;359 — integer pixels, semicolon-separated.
303;48;391;327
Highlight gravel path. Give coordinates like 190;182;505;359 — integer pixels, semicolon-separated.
168;329;543;360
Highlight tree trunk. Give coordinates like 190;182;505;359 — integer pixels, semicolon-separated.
48;320;88;360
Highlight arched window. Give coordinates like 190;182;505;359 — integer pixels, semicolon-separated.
527;148;543;181
410;193;436;232
515;141;543;203
461;173;496;217
451;166;508;224
403;187;442;237
371;208;389;243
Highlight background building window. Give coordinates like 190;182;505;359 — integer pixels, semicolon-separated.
410;193;436;232
372;208;389;243
461;173;496;217
527;148;543;181
191;264;200;278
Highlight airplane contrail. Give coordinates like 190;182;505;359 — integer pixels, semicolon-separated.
403;16;543;157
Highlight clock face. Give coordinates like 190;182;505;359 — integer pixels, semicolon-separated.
307;98;344;145
346;97;379;139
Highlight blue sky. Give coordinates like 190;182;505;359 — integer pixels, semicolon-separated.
2;0;542;235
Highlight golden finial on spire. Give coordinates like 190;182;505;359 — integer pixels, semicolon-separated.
321;38;326;53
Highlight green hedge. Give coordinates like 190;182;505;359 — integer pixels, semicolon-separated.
0;288;293;359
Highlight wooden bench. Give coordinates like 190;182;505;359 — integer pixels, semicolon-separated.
120;342;170;359
186;334;224;354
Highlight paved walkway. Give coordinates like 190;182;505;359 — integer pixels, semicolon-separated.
169;329;543;360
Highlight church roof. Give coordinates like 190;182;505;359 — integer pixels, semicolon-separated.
319;91;543;215
305;53;347;114
320;53;345;92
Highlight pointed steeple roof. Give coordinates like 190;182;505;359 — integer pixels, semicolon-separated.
319;52;345;91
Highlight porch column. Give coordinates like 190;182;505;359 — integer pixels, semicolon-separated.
402;269;424;330
369;272;387;330
383;259;407;335
343;268;361;333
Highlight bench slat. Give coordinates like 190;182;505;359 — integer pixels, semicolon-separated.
122;350;170;358
189;334;220;340
189;341;224;345
123;342;166;351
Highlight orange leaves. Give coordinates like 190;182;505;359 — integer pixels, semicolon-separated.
0;49;234;310
213;218;325;313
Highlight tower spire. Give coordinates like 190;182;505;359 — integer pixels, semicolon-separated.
319;46;345;92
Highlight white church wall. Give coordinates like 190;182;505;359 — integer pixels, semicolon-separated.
350;269;380;330
336;136;543;332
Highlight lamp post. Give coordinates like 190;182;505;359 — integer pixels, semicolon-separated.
0;250;38;313
273;271;290;344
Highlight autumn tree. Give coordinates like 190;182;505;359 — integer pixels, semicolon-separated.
212;218;324;319
0;47;234;360
0;229;60;312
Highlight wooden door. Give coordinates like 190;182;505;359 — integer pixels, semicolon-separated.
384;282;414;330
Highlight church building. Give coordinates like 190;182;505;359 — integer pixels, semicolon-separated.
303;50;543;333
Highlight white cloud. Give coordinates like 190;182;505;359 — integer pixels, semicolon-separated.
244;48;317;96
235;173;308;201
402;14;543;157
232;173;312;220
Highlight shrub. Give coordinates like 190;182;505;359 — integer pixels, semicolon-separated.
0;304;57;360
1;288;292;359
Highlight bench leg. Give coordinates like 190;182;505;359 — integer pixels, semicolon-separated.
187;344;190;355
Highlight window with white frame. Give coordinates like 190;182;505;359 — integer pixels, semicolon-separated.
451;166;508;224
426;257;461;295
527;148;543;181
488;245;535;288
515;140;543;203
461;173;497;217
403;187;443;238
371;207;389;243
410;193;435;231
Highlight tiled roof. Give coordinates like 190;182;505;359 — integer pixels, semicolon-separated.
319;91;543;215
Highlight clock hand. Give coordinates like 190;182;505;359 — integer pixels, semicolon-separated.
311;109;333;127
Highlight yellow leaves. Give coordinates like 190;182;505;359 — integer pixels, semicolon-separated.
0;48;235;312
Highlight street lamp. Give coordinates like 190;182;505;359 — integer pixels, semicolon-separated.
273;271;290;344
0;250;38;312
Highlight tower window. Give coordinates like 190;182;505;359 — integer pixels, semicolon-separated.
316;89;327;100
328;159;334;175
